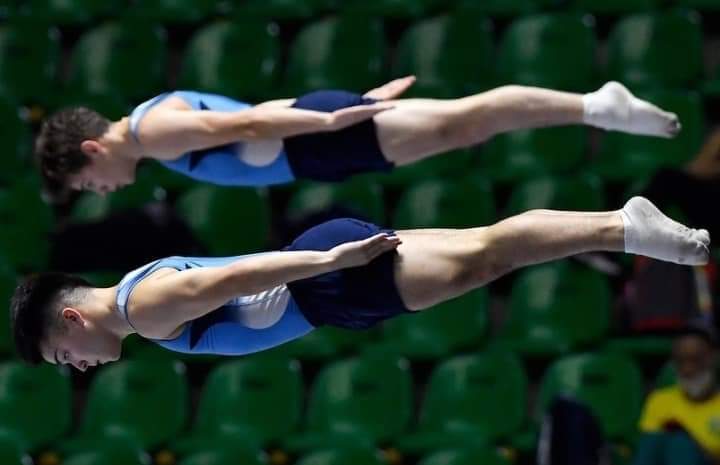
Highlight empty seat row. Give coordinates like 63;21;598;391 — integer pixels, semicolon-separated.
0;350;649;455
0;10;716;107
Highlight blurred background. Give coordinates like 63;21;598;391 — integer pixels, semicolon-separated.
1;0;720;464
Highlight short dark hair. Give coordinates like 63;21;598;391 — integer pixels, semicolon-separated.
35;107;111;189
10;273;91;364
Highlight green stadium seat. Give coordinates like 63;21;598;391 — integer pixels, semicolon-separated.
62;442;149;465
481;127;589;182
341;0;444;18
240;0;330;19
393;176;496;229
572;0;659;14
70;193;112;223
130;0;218;23
68;21;167;101
676;0;720;11
285;354;413;451
399;351;527;454
454;0;546;18
0;362;72;451
537;351;644;440
0;97;31;186
497;13;597;92
607;11;703;90
179;20;280;101
179;448;265;465
0;431;27;465
419;447;511;465
393;14;494;98
269;326;380;361
594;91;704;180
504;174;605;217
380;289;489;360
175;357;303;452
498;260;611;356
175;185;270;255
0;24;60;103
286;180;385;224
17;0;121;25
285;16;386;94
379;150;476;188
0;1;14;20
75;360;189;450
49;92;130;121
297;447;387;465
0;176;54;270
70;169;167;223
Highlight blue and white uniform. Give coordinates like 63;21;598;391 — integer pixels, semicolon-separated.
114;219;411;356
128;90;394;186
129;91;295;186
116;254;314;355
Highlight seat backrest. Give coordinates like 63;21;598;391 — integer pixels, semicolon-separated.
497;13;596;91
537;351;644;439
286;15;385;94
0;361;71;450
394;177;496;229
81;360;189;449
607;11;703;89
68;21;167;100
419;351;528;440
0;23;60;102
179;20;280;100
194;357;303;443
307;354;413;441
394;13;494;97
501;260;611;351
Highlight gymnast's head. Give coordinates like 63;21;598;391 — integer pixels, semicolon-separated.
35;107;137;197
10;272;123;371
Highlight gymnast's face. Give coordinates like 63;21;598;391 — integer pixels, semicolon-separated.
39;308;122;372
68;140;137;195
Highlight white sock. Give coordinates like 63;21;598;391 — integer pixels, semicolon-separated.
582;82;681;138
620;197;710;265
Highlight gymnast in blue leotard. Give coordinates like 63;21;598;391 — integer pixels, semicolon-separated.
34;77;682;195
10;197;713;369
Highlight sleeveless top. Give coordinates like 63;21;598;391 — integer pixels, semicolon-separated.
129;90;295;186
115;254;314;355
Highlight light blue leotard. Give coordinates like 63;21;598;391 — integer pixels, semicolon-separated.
129;91;296;186
115;254;314;355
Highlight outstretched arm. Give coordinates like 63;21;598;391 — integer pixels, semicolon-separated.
138;102;393;159
127;234;401;338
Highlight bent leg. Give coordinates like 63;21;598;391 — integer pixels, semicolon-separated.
393;197;709;310
375;82;680;165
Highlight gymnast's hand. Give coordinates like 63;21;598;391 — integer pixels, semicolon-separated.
324;102;395;131
364;75;417;100
329;233;402;268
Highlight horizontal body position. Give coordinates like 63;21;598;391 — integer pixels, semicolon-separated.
35;76;681;194
11;197;710;370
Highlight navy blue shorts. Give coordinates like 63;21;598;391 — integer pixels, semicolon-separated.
284;218;411;330
283;90;394;182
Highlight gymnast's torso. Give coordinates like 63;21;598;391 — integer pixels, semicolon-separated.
129;90;296;186
115;254;314;355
